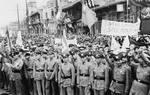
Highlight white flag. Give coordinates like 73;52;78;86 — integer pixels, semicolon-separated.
16;31;24;48
111;36;121;54
121;36;130;52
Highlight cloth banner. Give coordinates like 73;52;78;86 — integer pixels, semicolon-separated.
16;31;24;48
82;4;98;28
101;20;140;36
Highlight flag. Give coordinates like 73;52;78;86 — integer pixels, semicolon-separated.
110;36;121;54
5;29;11;52
16;31;24;48
62;29;69;52
121;36;130;52
56;9;62;20
82;4;98;29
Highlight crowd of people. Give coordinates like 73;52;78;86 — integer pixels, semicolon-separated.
0;42;150;95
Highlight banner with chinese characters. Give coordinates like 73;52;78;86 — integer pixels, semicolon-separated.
101;20;140;36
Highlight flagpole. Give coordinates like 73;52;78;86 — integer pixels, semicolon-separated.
127;0;129;22
25;0;29;34
17;4;20;31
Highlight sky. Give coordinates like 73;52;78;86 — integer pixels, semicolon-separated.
0;0;48;36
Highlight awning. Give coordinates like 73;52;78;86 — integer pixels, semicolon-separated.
93;0;126;11
62;0;81;11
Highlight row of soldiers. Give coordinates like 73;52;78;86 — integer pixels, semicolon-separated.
0;44;150;95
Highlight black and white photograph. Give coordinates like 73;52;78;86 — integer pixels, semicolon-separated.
0;0;150;95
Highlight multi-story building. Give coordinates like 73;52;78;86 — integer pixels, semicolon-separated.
60;0;138;36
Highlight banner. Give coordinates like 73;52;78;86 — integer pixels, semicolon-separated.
101;20;140;36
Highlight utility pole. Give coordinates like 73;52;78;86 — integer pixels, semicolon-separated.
25;0;30;34
55;0;59;14
17;4;20;30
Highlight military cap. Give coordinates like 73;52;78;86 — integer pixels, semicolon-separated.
114;52;126;61
25;52;31;56
42;51;48;54
78;46;86;51
68;44;76;48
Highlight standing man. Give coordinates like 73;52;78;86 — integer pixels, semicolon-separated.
45;52;58;95
91;52;109;95
77;52;91;95
59;51;75;95
10;51;24;95
109;53;131;95
24;52;34;95
129;49;150;95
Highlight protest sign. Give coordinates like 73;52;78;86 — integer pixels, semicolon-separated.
101;20;140;36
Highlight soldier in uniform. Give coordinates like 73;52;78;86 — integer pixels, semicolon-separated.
129;49;150;95
58;51;75;95
91;52;109;95
77;52;91;95
45;52;59;95
24;52;34;95
33;50;45;95
109;52;131;95
9;51;24;95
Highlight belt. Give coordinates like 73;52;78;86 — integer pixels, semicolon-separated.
113;79;125;84
61;76;71;79
136;79;150;85
94;76;105;80
12;70;20;73
27;68;33;71
36;69;44;72
47;70;53;72
80;74;89;77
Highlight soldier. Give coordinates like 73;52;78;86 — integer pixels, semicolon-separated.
91;52;109;95
71;49;81;95
24;52;34;95
109;52;131;95
33;50;45;95
58;51;75;95
45;52;58;95
77;52;91;95
129;49;150;95
9;51;24;95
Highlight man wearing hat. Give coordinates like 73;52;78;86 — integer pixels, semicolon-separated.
33;50;45;95
10;51;24;95
91;52;109;95
129;49;150;95
109;53;131;95
77;52;91;95
45;52;59;95
69;48;80;95
58;51;75;95
24;52;34;95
